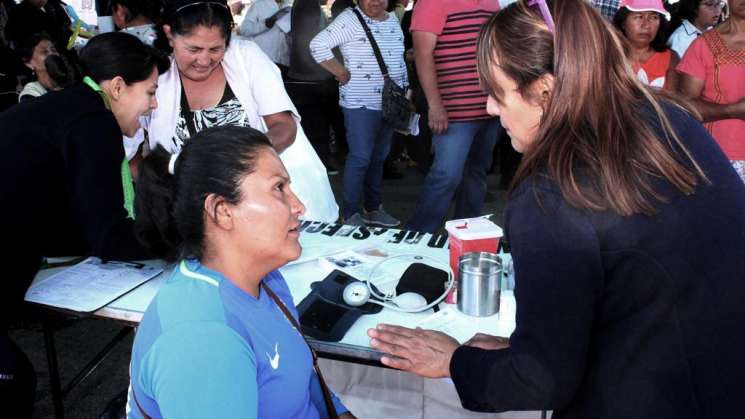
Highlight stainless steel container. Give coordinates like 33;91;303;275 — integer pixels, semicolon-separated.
457;252;501;317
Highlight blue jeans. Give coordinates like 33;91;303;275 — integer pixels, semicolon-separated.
407;119;501;233
342;108;394;219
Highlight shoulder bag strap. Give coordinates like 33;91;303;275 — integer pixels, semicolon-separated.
133;392;152;419
351;7;389;79
261;283;340;419
129;364;153;419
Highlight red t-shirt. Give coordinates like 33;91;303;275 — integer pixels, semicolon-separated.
411;0;500;123
677;31;745;160
632;50;672;89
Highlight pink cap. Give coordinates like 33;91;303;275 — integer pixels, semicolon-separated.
622;0;671;20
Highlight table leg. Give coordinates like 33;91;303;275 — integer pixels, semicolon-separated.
61;327;132;397
43;320;65;419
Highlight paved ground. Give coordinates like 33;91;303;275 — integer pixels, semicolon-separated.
11;160;512;419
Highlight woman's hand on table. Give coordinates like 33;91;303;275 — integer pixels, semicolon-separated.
368;324;459;378
463;333;510;350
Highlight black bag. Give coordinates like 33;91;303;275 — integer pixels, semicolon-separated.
352;8;413;131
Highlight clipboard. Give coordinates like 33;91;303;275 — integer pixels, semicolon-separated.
25;257;163;313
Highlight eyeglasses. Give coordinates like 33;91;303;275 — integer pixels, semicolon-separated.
700;1;725;9
527;0;555;33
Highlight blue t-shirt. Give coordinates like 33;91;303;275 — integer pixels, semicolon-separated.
127;259;347;418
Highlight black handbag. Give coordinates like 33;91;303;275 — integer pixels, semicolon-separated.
351;8;413;132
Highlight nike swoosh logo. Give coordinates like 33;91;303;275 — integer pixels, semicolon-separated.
266;343;280;370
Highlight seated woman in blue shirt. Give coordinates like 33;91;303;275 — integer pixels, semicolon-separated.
129;126;354;419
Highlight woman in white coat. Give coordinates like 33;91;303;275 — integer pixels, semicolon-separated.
129;0;338;222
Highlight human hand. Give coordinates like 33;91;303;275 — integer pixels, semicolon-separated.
368;324;459;378
336;68;351;86
229;1;244;15
405;49;415;63
428;103;448;134
732;98;745;120
463;333;510;350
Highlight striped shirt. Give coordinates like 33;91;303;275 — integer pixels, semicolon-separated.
411;0;500;122
310;7;407;110
591;0;621;20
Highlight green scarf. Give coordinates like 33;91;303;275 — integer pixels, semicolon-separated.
83;76;136;220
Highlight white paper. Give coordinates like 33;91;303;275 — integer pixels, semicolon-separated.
415;306;463;337
415;303;513;344
409;113;420;136
25;257;162;313
318;248;389;284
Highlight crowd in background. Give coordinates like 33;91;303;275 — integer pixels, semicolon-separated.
2;0;743;224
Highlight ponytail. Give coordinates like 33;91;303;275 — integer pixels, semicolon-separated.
135;146;182;261
134;126;273;263
45;54;77;89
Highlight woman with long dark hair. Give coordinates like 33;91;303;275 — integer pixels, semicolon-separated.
128;126;354;419
367;1;745;418
0;32;167;418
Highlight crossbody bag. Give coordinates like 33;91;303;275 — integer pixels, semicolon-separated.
351;7;413;132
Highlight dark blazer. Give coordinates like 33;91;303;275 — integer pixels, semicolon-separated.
288;0;332;81
4;0;72;48
449;105;745;419
0;84;149;326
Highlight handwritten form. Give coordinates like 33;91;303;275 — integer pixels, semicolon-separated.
25;257;163;313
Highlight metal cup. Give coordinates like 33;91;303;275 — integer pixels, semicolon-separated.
457;252;501;317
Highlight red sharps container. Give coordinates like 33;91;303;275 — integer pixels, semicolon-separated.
444;217;503;304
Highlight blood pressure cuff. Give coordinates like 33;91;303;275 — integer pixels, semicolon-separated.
297;263;449;342
395;262;449;305
297;270;383;342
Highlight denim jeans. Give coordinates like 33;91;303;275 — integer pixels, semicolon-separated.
407;119;501;233
341;107;394;219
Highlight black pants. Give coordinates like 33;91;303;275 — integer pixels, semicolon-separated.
284;78;343;163
1;252;43;418
0;333;36;419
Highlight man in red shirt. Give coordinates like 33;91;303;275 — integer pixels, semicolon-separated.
407;0;503;233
